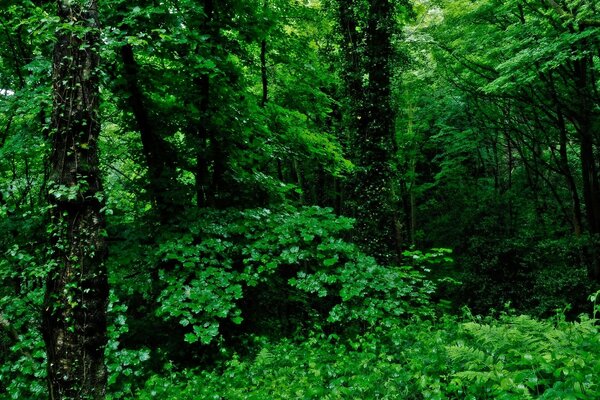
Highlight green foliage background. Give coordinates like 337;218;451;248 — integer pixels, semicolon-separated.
0;0;599;398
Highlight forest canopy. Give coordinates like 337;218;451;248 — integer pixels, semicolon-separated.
0;0;599;398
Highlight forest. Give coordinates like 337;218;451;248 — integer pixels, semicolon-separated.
0;0;599;398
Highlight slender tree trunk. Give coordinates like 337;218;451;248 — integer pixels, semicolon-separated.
546;71;584;235
257;7;284;184
557;108;583;235
195;0;215;208
315;164;326;207
120;44;178;221
406;105;417;245
575;55;600;280
291;158;304;204
42;1;108;399
575;57;600;235
492;133;500;192
333;176;342;215
209;138;226;207
260;17;268;109
504;123;514;234
337;0;362;109
195;78;211;206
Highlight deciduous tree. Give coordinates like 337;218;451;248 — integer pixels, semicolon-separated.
42;1;108;398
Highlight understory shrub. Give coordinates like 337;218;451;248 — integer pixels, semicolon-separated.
136;298;600;400
459;234;597;317
110;206;442;347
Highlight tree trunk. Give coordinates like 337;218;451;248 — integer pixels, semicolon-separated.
351;0;398;262
195;0;215;208
120;44;179;221
557;107;583;236
42;1;108;398
573;52;600;280
260;37;268;108
575;58;600;233
547;71;584;235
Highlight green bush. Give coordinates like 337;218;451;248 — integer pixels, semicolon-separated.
135;298;600;400
458;234;597;317
117;206;441;345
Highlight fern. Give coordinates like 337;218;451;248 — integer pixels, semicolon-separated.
445;314;600;398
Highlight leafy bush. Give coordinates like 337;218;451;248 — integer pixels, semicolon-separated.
459;234;597;317
130;206;441;344
136;333;418;399
444;312;600;398
105;291;152;399
0;206;48;400
135;296;600;400
0;291;46;400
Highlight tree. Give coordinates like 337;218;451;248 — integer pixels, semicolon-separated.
430;0;599;279
335;0;410;261
400;0;599;312
42;0;108;398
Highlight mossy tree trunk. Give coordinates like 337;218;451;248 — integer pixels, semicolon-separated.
42;0;108;398
339;0;400;262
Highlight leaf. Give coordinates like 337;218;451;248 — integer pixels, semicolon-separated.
323;256;338;267
184;333;199;344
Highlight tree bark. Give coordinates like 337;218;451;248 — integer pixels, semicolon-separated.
350;0;398;262
120;43;179;222
572;52;600;280
42;1;108;398
260;38;268;108
195;0;215;208
557;106;583;236
575;57;600;234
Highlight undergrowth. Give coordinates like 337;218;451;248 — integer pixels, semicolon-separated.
134;294;600;399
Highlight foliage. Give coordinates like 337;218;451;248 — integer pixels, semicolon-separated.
113;206;441;346
105;292;152;400
0;291;46;400
445;313;600;399
458;234;597;316
134;300;600;399
136;334;417;399
0;207;48;399
0;0;599;397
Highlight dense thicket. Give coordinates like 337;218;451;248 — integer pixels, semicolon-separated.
0;0;598;398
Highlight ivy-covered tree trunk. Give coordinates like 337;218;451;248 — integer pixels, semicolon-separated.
42;1;108;398
340;0;400;262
